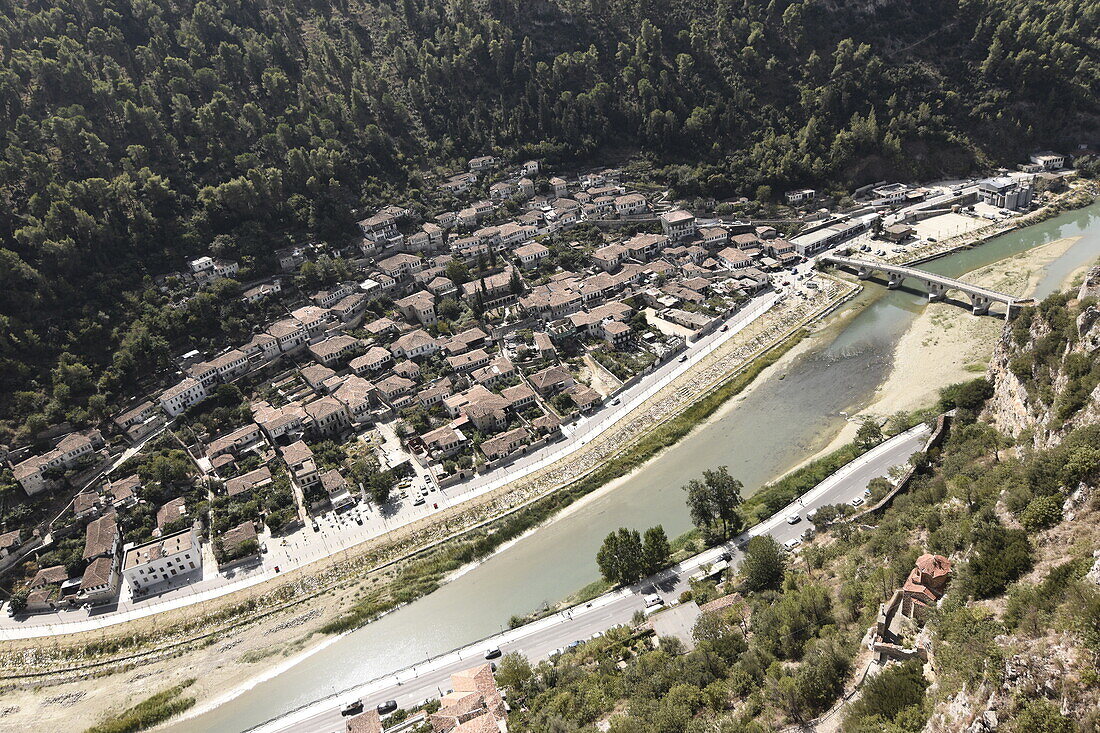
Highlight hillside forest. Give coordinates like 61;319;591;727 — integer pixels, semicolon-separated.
0;0;1098;439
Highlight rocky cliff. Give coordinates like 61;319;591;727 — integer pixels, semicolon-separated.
985;265;1100;447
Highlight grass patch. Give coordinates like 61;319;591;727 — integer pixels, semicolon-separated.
237;646;281;664
320;329;809;633
84;678;196;733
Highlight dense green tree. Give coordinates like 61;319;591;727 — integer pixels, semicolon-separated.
967;521;1033;598
740;535;786;592
642;525;672;575
856;418;883;449
843;658;928;731
597;527;645;585
0;0;1096;440
684;466;743;541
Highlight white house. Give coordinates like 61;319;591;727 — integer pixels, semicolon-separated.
660;210;696;241
122;527;202;592
515;242;550;269
614;193;647;216
160;377;209;417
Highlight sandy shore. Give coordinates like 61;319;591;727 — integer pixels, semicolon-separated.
817;235;1083;453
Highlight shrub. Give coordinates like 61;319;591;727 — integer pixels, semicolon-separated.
1019;494;1062;531
967;525;1033;598
843;658;928;731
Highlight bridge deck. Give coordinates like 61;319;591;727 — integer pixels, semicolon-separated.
823;255;1020;304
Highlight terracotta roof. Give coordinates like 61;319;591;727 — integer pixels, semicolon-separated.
83;513;118;560
80;556;114;591
0;530;20;552
31;565;69;588
225;466;272;497
345;710;383;733
156;497;187;530
220;521;257;555
915;553;952;579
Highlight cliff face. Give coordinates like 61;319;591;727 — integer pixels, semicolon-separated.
986;266;1100;447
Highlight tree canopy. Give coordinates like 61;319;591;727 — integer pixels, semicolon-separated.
0;0;1097;438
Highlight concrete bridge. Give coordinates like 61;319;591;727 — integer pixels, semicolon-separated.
822;255;1030;317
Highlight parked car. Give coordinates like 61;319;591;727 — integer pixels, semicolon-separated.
377;700;398;715
341;700;364;716
413;497;426;506
678;354;688;362
786;514;801;525
644;593;663;608
851;496;865;507
485;648;502;660
783;538;801;550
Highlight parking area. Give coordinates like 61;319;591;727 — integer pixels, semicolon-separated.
911;211;989;241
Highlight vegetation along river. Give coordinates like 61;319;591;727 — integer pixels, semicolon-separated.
180;201;1100;733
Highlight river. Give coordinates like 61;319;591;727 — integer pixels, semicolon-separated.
178;201;1100;733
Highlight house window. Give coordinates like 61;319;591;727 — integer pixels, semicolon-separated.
189;562;195;569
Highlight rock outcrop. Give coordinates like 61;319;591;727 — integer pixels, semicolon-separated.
985;265;1100;447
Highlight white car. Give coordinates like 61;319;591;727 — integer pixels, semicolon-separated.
783;538;801;550
644;593;663;608
851;497;865;507
786;514;801;524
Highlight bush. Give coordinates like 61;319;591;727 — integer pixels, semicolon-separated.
843;658;928;731
967;524;1033;599
1013;698;1075;733
1019;494;1062;531
85;679;196;733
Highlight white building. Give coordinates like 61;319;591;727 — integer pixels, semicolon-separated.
122;528;202;592
785;189;816;204
614;193;648;216
160;377;209;417
660;210;696;241
1029;151;1065;170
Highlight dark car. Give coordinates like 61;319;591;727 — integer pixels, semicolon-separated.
341;700;364;717
377;700;398;715
485;648;502;659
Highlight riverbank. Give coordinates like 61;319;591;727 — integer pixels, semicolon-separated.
822;234;1085;452
0;278;856;733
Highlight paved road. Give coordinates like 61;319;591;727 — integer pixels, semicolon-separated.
0;292;779;639
258;422;932;733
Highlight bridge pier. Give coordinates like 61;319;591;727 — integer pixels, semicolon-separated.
970;295;991;316
927;283;947;302
856;267;872;280
887;274;904;289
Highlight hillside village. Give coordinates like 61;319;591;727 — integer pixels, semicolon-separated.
0;149;1083;618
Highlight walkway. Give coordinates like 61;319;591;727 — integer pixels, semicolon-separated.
0;292;781;639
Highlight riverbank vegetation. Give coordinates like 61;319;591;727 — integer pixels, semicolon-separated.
84;679;196;733
320;329;810;633
498;287;1100;730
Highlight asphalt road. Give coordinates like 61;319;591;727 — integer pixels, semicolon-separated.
261;422;931;733
0;292;778;639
